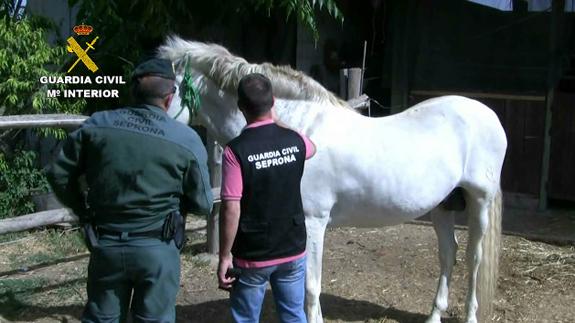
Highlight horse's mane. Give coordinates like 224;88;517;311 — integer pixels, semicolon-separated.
157;36;348;109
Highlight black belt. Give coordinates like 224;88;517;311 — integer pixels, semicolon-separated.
97;228;163;239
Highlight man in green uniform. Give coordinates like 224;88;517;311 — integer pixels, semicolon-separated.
47;58;213;323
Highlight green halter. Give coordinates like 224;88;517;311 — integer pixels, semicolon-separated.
177;62;201;123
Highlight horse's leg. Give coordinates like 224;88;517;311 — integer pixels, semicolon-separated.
305;212;330;323
426;209;458;323
464;196;490;323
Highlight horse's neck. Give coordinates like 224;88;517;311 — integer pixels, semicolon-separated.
273;99;359;135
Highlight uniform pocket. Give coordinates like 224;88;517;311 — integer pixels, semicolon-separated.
293;216;305;226
240;220;268;233
238;220;269;254
289;214;307;247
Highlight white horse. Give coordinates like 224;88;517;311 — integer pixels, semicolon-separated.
159;36;507;323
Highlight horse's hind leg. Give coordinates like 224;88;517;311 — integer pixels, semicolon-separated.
464;196;490;323
426;208;458;323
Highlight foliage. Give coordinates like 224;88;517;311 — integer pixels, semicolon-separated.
250;0;343;40
0;150;50;219
68;0;343;104
0;16;86;139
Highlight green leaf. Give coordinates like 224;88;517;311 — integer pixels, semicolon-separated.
0;17;86;127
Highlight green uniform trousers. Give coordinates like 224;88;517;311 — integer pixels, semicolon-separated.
81;236;180;323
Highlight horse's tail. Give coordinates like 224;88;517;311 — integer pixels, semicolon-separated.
477;188;502;322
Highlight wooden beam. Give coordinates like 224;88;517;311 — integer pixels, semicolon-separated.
411;90;545;102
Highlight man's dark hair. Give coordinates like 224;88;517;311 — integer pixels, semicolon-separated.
131;76;175;106
237;73;273;117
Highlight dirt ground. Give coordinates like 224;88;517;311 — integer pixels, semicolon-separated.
1;220;574;323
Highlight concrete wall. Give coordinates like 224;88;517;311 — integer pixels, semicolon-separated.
27;0;78;43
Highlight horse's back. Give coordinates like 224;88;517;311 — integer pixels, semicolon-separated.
302;95;506;226
398;95;507;195
400;95;503;133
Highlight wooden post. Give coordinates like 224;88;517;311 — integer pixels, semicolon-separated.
347;68;363;100
390;0;411;114
206;137;223;255
538;0;564;211
339;68;348;99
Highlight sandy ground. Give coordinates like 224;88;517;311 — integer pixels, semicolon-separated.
1;219;574;323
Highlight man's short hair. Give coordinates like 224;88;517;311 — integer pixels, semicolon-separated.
131;76;175;104
237;73;273;116
131;58;176;105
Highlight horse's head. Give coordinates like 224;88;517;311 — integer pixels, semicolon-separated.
167;70;246;144
159;37;247;144
158;36;349;144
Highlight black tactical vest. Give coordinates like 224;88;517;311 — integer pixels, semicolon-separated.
227;123;307;261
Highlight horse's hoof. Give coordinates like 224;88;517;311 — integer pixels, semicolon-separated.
425;312;442;323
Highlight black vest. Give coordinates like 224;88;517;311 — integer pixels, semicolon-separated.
227;123;307;261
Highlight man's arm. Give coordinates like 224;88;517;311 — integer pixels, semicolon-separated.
182;149;214;216
46;129;88;220
217;200;241;290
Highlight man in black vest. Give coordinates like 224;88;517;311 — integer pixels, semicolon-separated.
217;73;315;322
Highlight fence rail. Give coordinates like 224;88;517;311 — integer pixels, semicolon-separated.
0;114;88;129
0;188;221;235
0;95;368;252
0;114;221;257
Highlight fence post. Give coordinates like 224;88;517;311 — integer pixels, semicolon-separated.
339;68;348;99
347;68;363;100
206;137;222;255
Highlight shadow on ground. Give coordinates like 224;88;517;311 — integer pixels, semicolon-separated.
176;292;459;323
0;290;460;323
0;254;89;277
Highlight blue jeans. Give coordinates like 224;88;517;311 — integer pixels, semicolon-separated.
230;256;307;323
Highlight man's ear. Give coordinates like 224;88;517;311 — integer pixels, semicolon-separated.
163;93;174;111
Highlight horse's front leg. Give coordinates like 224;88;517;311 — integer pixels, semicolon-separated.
426;209;458;323
305;212;330;323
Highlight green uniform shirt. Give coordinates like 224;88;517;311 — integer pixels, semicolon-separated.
47;104;213;232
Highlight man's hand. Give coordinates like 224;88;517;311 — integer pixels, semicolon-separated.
218;200;240;291
217;254;236;291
